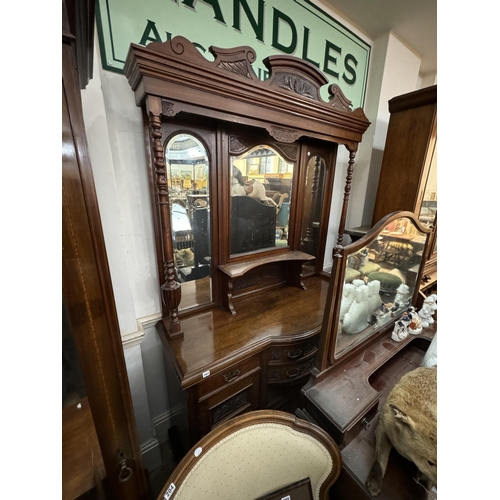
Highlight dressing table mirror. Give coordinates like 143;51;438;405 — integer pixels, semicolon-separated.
299;211;435;498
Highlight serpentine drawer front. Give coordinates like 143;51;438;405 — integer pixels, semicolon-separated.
267;339;318;384
269;339;318;364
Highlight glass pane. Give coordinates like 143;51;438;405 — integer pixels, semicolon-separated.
300;154;326;267
230;145;294;254
165;134;212;309
419;144;437;227
334;216;428;358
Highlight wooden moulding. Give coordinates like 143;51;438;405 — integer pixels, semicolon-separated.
124;36;370;146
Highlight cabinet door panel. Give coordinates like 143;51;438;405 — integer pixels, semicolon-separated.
197;372;261;436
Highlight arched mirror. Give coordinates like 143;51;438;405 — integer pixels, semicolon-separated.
165;133;211;309
230;145;294;255
300;154;327;271
334;215;429;359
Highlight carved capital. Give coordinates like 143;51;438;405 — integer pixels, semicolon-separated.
161;100;179;118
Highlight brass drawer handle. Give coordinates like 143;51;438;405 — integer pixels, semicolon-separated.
117;448;133;483
223;368;241;383
286;349;303;359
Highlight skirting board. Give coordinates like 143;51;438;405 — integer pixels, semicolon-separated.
140;437;162;472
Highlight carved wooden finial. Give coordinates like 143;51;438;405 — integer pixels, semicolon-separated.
327;84;353;112
209;45;259;80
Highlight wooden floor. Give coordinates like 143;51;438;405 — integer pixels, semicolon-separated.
62;398;105;500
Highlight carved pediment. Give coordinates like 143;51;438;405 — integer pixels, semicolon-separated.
209;45;259;81
328;84;353;112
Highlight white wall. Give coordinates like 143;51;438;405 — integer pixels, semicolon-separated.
80;1;436;465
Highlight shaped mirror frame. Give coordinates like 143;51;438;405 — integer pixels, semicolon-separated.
327;212;432;361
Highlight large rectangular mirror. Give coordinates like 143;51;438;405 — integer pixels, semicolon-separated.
230;145;294;255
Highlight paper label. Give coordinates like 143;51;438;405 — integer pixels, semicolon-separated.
164;483;175;500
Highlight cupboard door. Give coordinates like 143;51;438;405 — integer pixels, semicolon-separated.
197;371;261;438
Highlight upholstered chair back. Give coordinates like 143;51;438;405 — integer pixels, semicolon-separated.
156;410;342;500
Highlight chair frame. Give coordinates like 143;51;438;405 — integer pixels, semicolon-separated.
156;409;342;500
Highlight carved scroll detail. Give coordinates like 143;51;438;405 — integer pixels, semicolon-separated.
328;84;353;112
209;45;258;81
216;60;253;79
267;126;301;143
213;392;248;424
273;74;319;100
161;100;179;117
149;112;183;338
270;349;283;361
229;136;247;154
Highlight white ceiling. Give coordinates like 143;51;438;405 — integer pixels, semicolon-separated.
323;0;437;75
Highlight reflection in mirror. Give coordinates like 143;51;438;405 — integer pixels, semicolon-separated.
419;144;437;227
165;134;211;309
230;145;294;254
334;216;428;358
300;155;326;271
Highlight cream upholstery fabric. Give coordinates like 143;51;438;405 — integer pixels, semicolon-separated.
170;422;333;500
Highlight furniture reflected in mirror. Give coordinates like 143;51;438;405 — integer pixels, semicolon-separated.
166;133;212;309
230;144;294;253
370;85;437;300
300;154;327;273
155;410;342;500
332;213;431;359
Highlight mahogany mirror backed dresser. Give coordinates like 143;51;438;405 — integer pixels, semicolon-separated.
124;39;435;495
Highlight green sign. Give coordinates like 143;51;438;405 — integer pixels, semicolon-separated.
96;0;370;108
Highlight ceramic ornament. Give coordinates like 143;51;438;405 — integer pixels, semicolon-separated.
343;284;370;334
391;311;411;342
394;283;411;307
339;283;356;321
367;280;382;319
417;301;434;328
407;306;423;335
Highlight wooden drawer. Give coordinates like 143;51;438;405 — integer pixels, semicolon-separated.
197;371;261;436
268;356;316;384
197;355;261;399
342;399;379;448
268;339;318;365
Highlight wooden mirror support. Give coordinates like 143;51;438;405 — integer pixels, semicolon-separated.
124;36;370;338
